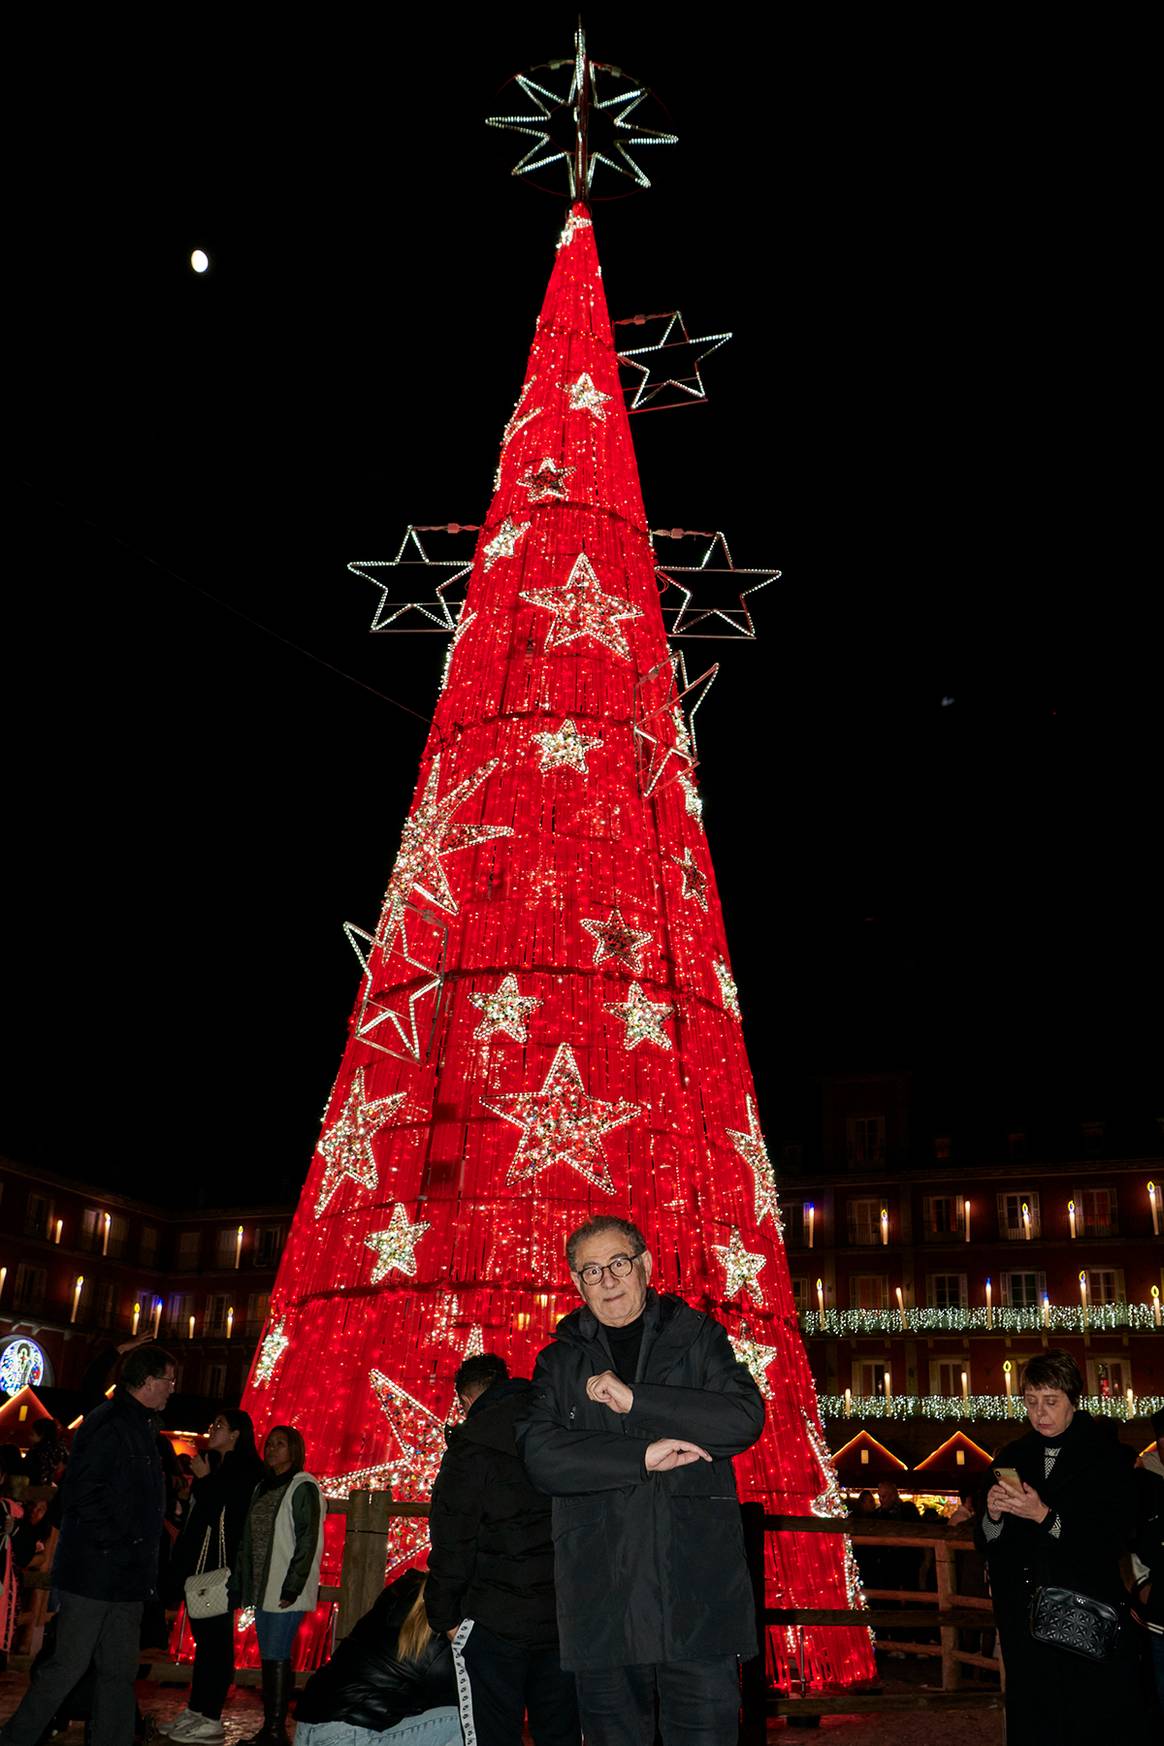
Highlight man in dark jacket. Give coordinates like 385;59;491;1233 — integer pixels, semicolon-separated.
517;1215;765;1746
426;1353;579;1746
0;1342;175;1746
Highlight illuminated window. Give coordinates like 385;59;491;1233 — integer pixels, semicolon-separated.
927;1273;967;1309
1085;1268;1122;1306
847;1199;884;1246
253;1226;284;1268
1000;1271;1045;1308
852;1359;888;1395
930;1359;970;1396
176;1231;201;1271
789;1277;809;1312
851;1274;888;1310
998;1191;1040;1239
846;1117;885;1166
923;1195;960;1238
1087;1356;1130;1396
215;1228;239;1267
1078;1187;1117;1237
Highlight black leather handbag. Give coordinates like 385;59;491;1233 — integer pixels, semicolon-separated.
1029;1584;1121;1660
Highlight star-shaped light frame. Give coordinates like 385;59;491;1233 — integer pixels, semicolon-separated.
315;1069;406;1218
581;907;654;974
615;310;733;411
714;1227;767;1303
729;1327;781;1399
470;973;542;1044
652;530;782;640
672;847;709;911
532;718;603;775
482;1041;640;1193
605;981;674;1051
518;456;576;503
726;1095;782;1235
483;516;532;571
565;372;612;420
521;551;643;662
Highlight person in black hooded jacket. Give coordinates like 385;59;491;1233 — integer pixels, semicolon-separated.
297;1568;457;1746
976;1348;1147;1745
425;1353;579;1746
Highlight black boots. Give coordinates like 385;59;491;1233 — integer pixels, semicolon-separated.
245;1659;292;1746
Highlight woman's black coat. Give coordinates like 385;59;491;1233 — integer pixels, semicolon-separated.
296;1568;455;1730
976;1411;1146;1745
169;1447;265;1601
517;1288;765;1672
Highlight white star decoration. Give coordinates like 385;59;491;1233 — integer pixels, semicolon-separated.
469;974;542;1043
483;516;531;571
315;1070;406;1217
605;981;674;1051
672;847;709;911
253;1319;290;1388
521;552;643;661
482;1041;640;1193
565;371;612;418
517;456;575;503
532;718;603;774
581;907;654;974
729;1328;781;1399
714;957;741;1020
714;1228;766;1302
726;1096;782;1235
679;772;704;826
364;1204;431;1282
378;755;513;939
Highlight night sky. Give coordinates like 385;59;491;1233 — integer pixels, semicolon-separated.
6;12;1157;1207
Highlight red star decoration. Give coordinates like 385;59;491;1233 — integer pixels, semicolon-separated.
521;552;642;661
581;907;654;974
482;1042;640;1193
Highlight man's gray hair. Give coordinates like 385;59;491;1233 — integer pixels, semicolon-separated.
566;1214;647;1273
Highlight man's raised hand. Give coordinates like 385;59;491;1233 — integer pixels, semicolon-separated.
644;1438;712;1471
586;1370;635;1414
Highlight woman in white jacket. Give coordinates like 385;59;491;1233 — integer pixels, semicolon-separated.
235;1424;324;1746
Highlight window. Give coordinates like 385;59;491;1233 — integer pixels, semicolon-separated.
1087;1357;1130;1398
846;1116;885;1166
1001;1271;1046;1309
852;1359;889;1396
176;1231;201;1271
140;1226;158;1264
1078;1187;1117;1237
12;1263;47;1312
923;1195;961;1238
246;1292;271;1336
847;1198;884;1246
23;1192;50;1239
783;1203;805;1246
203;1362;227;1398
215;1228;240;1268
96;1282;117;1327
789;1277;809;1313
205;1294;231;1335
933;1135;951;1161
851;1275;888;1310
253;1226;284;1268
998;1191;1041;1240
927;1273;968;1309
931;1359;970;1397
80;1209;103;1252
1085;1269;1123;1306
167;1292;195;1336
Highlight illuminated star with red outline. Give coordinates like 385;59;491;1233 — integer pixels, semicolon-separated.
605;981;674;1051
378;755;513;936
470;973;542;1043
672;847;709;911
565;371;612;418
483;516;531;571
315;1069;406;1217
729;1327;781;1398
364;1204;431;1281
713;1227;766;1303
521;552;642;661
581;907;653;973
532;717;603;774
517;456;576;503
482;1042;640;1193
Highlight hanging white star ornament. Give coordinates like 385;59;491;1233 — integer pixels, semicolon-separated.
483;516;531;571
533;718;603;774
518;456;575;503
315;1069;406;1217
714;1228;767;1303
672;847;709;911
581;907;654;974
470;973;542;1043
253;1319;290;1388
364;1204;431;1282
605;981;674;1051
565;371;612;419
714;956;741;1020
521;552;643;661
726;1096;782;1235
482;1041;640;1193
729;1327;781;1399
378;754;513;941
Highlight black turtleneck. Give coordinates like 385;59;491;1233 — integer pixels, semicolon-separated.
605;1316;645;1383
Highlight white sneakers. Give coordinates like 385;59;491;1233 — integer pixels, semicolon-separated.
167;1712;226;1743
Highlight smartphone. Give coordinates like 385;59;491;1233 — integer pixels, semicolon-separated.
993;1466;1022;1491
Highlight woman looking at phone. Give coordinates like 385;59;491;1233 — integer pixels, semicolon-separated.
978;1348;1146;1743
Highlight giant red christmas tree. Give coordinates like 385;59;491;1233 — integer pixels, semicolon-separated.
241;181;874;1689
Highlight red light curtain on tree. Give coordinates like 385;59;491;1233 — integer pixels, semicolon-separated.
240;202;874;1690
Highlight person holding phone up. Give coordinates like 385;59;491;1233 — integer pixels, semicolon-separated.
977;1349;1148;1744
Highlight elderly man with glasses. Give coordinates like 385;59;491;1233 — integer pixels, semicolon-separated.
517;1215;764;1746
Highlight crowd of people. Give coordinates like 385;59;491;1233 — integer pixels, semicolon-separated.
0;1218;1160;1746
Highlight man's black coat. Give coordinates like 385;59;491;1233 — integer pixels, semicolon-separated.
425;1377;559;1645
53;1385;166;1602
517;1289;765;1672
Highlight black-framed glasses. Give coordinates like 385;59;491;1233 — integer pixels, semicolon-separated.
576;1251;643;1286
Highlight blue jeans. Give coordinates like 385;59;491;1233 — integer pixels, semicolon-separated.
255;1606;306;1660
295;1708;460;1746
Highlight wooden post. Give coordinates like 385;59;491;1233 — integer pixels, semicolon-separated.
934;1539;958;1692
336;1489;393;1642
738;1502;767;1746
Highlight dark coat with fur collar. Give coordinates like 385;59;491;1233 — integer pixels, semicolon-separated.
517;1289;764;1672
